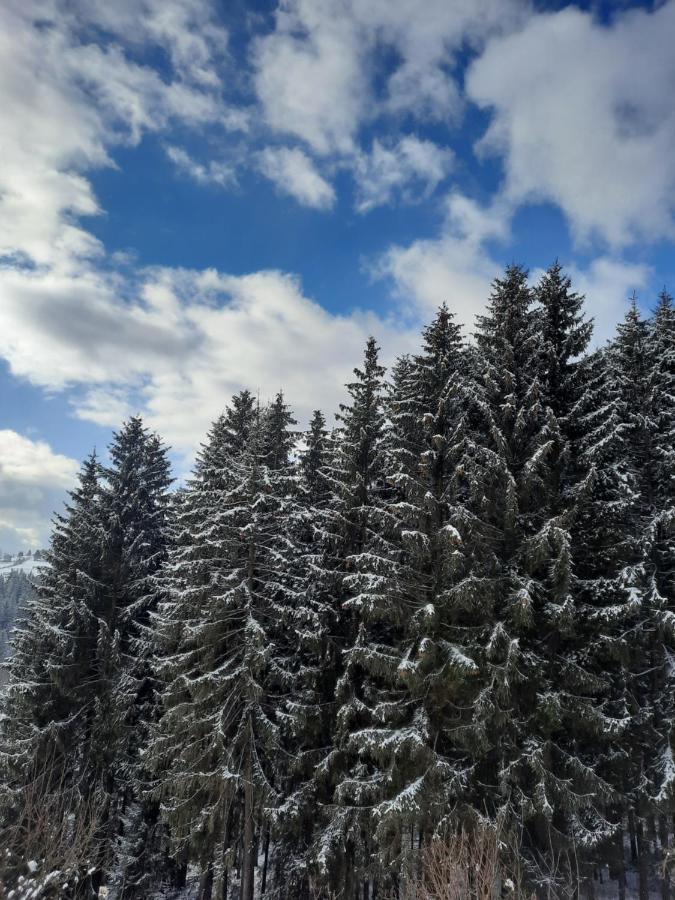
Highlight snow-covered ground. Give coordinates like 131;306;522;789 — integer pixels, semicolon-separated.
0;553;47;577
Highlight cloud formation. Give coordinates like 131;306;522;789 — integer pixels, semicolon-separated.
466;2;675;247
257;147;336;209
251;0;527;153
0;0;671;486
0;263;416;452
354;137;453;213
375;193;510;325
166;146;235;187
376;192;649;343
0;430;78;551
0;0;241;270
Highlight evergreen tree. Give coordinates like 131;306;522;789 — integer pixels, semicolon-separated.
300;409;330;506
0;419;172;893
536;260;594;429
313;337;389;894
1;454;103;795
104;420;173;896
0;454;109;894
448;266;613;890
328;306;472;891
152;395;303;900
149;404;253;899
646;292;675;855
271;407;334;897
264;389;298;469
576;297;675;895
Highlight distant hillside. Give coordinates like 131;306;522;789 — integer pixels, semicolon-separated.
0;552;44;667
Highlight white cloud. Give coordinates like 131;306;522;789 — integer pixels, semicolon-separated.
64;0;231;88
567;257;650;345
0;262;416;453
466;2;675;247
353;0;527;120
375;192;510;324
252;1;366;156
376;189;649;345
0;0;419;473
257;147;336;209
251;0;527;155
0;264;194;389
0;0;239;270
0;430;78;551
354;136;453;213
166;145;235;187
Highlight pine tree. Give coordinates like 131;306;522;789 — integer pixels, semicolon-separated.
535;264;630;882
645;291;675;897
102;419;173;896
152;394;303;900
578;297;675;895
536;260;594;429
312;337;389;894
149;409;248;899
0;454;107;890
264;389;298;469
446;266;613;889
1;419;173;892
565;315;653;893
319;307;474;893
300;409;330;507
271;408;334;897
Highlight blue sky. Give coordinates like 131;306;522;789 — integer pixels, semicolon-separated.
0;0;674;550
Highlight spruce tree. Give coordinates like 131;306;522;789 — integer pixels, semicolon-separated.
1;419;173;893
0;453;104;837
646;292;675;892
152;394;303;900
536;260;594;429
322;307;473;892
313;337;388;895
103;420;173;896
447;266;613;890
300;409;330;507
150;395;259;897
578;298;675;895
272;408;334;897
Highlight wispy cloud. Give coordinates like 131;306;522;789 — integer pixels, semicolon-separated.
166;145;235;187
354;137;453;213
257;147;336;209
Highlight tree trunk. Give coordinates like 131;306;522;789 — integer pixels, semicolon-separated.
637;818;650;900
241;746;256;900
628;809;639;864
261;827;270;896
616;825;627;900
173;854;188;889
199;862;214;900
660;814;671;900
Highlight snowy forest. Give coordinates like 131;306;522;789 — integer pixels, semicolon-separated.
0;567;35;665
0;263;673;899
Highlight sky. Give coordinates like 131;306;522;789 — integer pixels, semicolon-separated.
1;0;674;551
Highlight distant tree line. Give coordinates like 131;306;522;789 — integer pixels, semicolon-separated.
0;263;673;899
0;568;36;663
